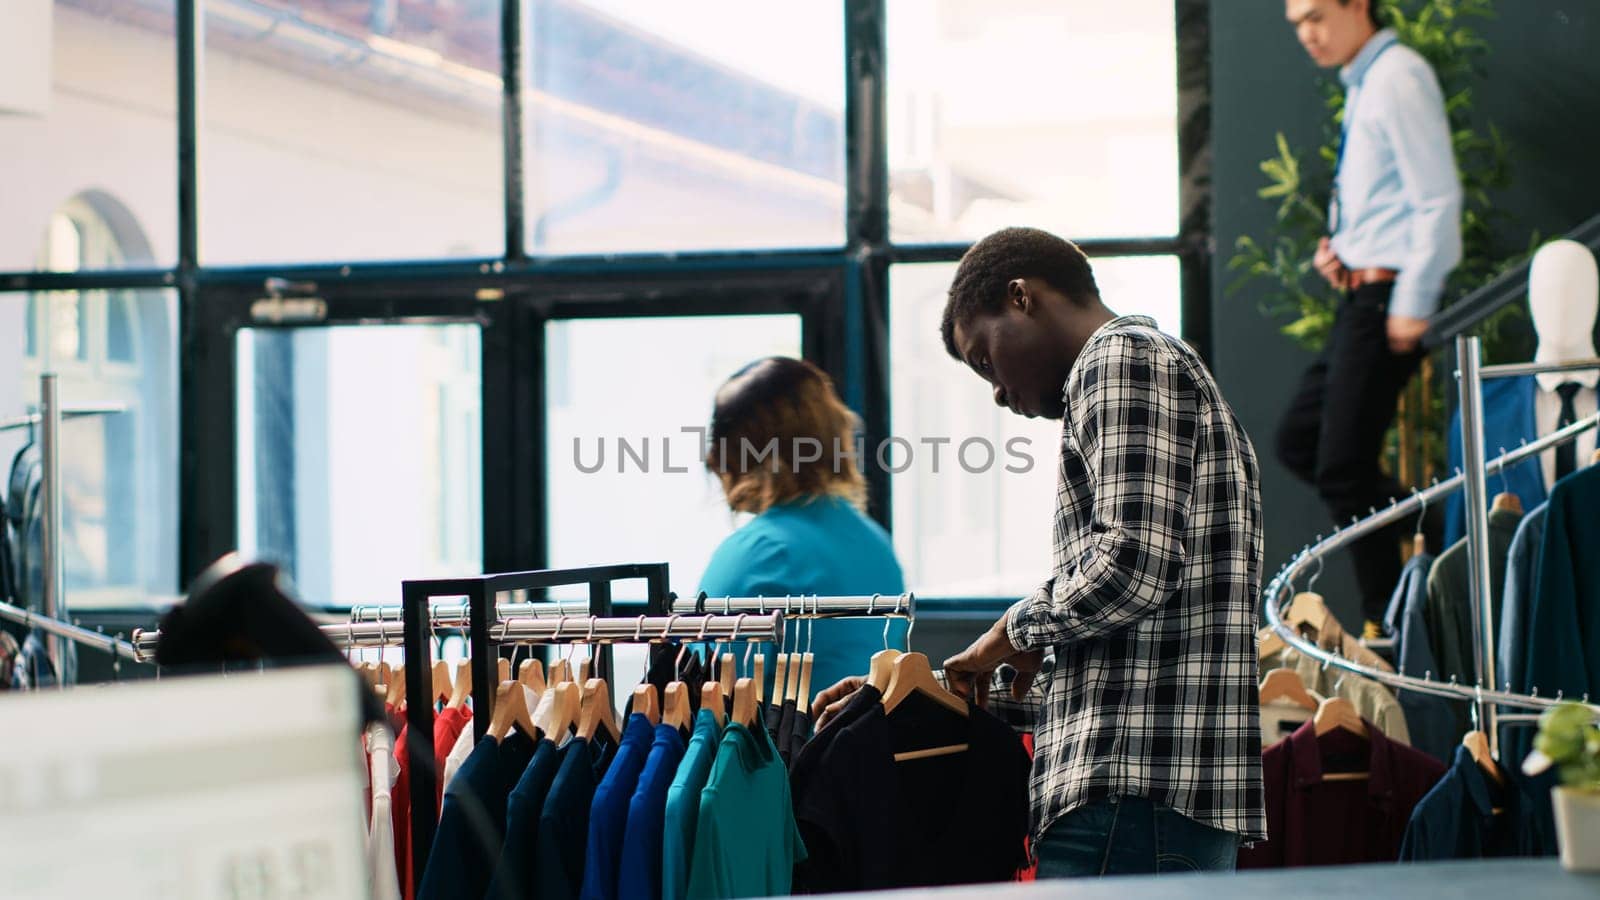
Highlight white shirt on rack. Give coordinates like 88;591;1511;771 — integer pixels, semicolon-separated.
442;713;476;787
365;724;402;900
1534;373;1598;489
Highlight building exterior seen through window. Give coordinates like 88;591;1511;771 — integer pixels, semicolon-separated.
0;0;1185;609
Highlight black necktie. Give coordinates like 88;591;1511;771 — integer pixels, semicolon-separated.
1555;382;1581;482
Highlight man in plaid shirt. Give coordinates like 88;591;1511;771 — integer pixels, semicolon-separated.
818;228;1266;877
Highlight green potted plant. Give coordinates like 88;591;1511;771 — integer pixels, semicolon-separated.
1524;702;1600;871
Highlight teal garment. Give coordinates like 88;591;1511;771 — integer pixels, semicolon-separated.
685;722;806;899
662;708;720;900
698;495;907;696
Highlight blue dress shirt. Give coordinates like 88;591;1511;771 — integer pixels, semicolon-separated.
1446;375;1547;547
1329;28;1462;319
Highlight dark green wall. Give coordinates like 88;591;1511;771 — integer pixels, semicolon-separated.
1210;2;1600;625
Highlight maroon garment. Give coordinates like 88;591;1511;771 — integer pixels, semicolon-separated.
1239;718;1445;868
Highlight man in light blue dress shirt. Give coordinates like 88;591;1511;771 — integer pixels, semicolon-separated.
1276;0;1462;633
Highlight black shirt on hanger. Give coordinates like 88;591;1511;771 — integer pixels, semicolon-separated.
792;694;1030;892
535;734;615;900
789;684;881;806
485;736;563;900
416;731;536;900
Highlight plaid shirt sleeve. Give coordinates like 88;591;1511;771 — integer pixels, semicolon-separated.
1005;332;1199;652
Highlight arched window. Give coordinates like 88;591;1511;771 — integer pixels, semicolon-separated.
21;192;176;607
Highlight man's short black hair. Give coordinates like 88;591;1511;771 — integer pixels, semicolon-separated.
1342;0;1384;28
940;227;1100;360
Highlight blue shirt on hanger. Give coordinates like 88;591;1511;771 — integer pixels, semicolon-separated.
581;713;655;900
1446;375;1546;546
618;723;688;900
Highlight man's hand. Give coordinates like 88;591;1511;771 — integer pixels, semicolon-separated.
1386;315;1428;354
812;676;865;732
942;616;1043;708
1314;237;1349;290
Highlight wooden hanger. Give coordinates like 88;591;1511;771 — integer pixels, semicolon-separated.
518;658;546;695
488;678;536;741
784;650;802;703
1313;696;1369;782
1492;491;1523;515
358;661;377;686
731;677;759;727
578;658;592;684
773;654;789;705
752;654;766;706
631;684;661;726
575;678;618;743
431;660;451;704
867;649;901;692
719;652;736;699
1258;668;1318;712
882;652;967;718
880;652;969;762
1590;448;1600;466
1312;696;1366;739
1462;731;1505;787
797;651;815;714
662;681;691;731
548;658;571;686
701;679;727;728
386;663;407;707
446;659;472;709
534;681;581;742
497;658;512;683
1412;532;1428;557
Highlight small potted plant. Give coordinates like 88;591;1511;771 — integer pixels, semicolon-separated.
1525;702;1600;871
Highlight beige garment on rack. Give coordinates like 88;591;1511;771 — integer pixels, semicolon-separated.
1300;605;1396;674
1260;693;1322;747
1261;648;1411;745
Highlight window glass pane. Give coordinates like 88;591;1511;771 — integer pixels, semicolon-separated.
237;324;483;609
203;2;502;264
888;0;1178;242
107;293;137;364
523;0;845;254
0;289;180;610
545;314;802;689
889;258;1180;596
0;2;175;270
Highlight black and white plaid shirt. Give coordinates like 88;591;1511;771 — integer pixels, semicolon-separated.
989;315;1267;843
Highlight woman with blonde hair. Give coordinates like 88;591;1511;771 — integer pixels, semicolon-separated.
699;356;906;695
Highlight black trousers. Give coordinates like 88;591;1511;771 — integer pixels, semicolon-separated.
1275;283;1423;623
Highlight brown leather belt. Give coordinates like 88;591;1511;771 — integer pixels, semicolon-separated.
1348;267;1398;290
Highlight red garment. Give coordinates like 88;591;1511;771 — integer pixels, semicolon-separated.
1239;718;1445;868
392;705;475;900
1018;733;1036;882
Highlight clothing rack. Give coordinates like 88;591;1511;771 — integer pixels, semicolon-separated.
397;563;669;886
1263;402;1600;723
0;596;139;662
346;592;916;626
4;376;126;678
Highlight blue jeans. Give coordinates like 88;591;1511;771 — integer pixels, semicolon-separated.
1034;796;1239;878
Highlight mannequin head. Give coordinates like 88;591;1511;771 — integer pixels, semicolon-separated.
1528;239;1599;364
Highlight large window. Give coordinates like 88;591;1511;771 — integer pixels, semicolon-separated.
521;0;846;254
0;1;1198;624
888;0;1179;242
0;2;178;271
544;314;803;593
202;0;502;263
236;324;483;609
889;258;1181;597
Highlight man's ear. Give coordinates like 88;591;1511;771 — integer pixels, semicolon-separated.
1007;278;1033;314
